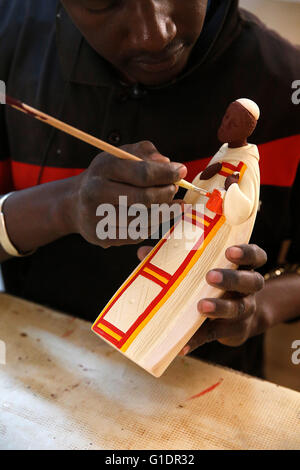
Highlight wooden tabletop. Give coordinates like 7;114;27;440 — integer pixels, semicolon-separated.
0;293;299;450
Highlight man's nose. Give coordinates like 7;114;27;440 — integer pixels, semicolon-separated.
127;1;177;53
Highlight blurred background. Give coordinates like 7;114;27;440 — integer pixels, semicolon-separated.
240;0;300;44
1;0;300;389
239;0;300;392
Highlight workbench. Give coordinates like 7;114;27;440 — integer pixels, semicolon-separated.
0;293;299;450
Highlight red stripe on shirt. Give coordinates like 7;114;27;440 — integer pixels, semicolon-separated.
0;135;299;192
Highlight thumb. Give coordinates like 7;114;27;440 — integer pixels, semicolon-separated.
137;246;153;261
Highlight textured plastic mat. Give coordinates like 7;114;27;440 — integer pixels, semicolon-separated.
0;293;300;450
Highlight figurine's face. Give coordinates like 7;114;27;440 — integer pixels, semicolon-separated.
218;103;246;144
61;0;208;86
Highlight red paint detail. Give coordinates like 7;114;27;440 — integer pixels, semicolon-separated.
183;213;205;229
99;318;125;337
92;324;121;347
146;263;172;281
188;378;223;400
222;162;236;171
5;95;23;109
219;161;244;178
61;329;75;338
6;95;47;120
95;212;221;349
92;229;174;344
185;135;300;187
222;161;243;172
183;208;215;228
206;189;223;215
192;210;214;224
141;270;167;289
0;159;13;193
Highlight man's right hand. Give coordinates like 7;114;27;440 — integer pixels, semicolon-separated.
71;141;187;247
1;140;187;261
0;142;187;263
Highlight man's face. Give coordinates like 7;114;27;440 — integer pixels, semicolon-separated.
61;0;208;86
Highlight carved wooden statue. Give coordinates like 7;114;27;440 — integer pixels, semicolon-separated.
92;98;261;377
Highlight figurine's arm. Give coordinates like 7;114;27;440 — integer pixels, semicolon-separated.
223;171;256;225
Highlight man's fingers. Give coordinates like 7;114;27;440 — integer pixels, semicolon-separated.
128;140;170;163
206;269;264;294
100;180;178;206
99;154;187;188
198;295;256;320
183;318;249;353
225;244;267;268
137;246;153;261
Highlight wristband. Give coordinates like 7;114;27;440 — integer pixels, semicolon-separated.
0;192;35;257
264;263;300;281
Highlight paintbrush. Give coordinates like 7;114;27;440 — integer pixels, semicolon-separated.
1;93;209;195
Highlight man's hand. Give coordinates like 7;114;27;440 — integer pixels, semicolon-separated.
138;243;268;353
1;141;186;262
182;244;267;353
71;141;187;248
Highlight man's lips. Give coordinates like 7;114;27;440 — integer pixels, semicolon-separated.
131;45;185;73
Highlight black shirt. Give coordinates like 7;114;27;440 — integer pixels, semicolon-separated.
0;0;299;377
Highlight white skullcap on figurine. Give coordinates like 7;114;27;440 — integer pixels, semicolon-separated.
236;98;260;121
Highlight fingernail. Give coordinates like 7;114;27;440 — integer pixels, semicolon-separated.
179;346;190;356
171;163;187;179
199;300;215;314
228;246;243;259
207;270;223;284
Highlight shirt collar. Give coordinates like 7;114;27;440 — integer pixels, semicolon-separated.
56;0;238;90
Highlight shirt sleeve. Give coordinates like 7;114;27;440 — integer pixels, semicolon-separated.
0;0;19;194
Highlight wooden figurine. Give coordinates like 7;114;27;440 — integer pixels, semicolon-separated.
92;98;261;377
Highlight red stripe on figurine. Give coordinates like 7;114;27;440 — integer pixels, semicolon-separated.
94;212;222;350
140;270;167;289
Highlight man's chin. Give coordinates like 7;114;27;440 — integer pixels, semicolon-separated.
136;71;181;87
121;58;188;87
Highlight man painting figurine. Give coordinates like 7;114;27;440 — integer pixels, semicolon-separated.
0;0;299;377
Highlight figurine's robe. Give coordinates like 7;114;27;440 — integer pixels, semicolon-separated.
191;143;260;226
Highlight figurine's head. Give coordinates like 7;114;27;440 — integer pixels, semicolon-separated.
218;99;260;148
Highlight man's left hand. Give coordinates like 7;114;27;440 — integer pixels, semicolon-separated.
138;243;267;353
181;244;267;354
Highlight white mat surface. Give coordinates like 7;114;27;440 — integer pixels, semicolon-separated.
0;294;300;450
